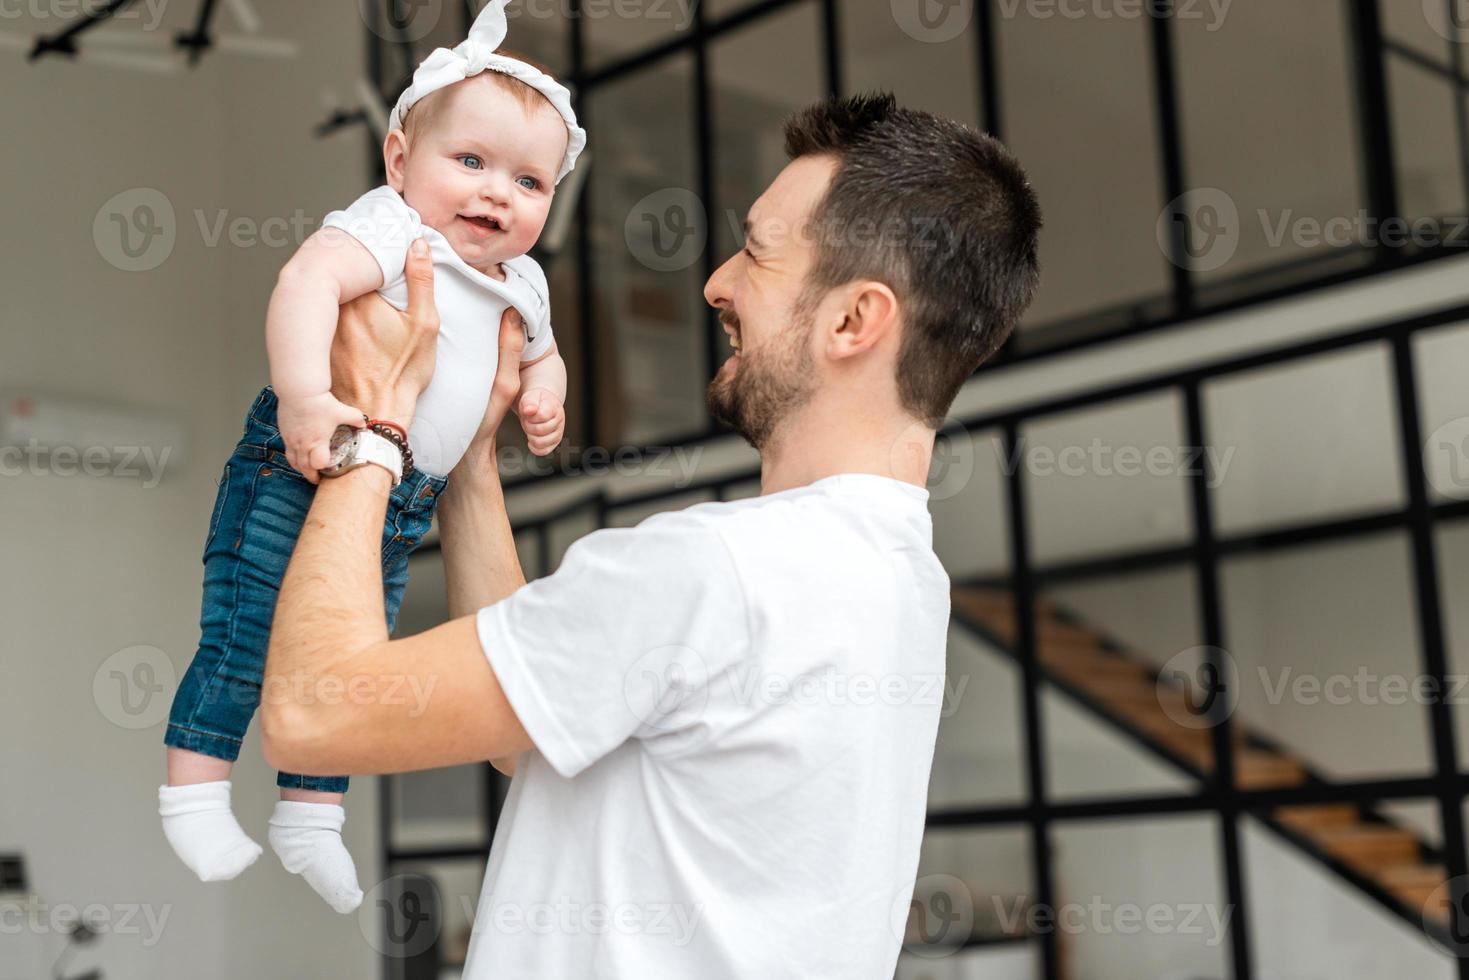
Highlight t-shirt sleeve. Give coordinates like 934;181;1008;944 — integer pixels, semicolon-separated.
475;518;746;778
503;255;555;363
320;186;421;291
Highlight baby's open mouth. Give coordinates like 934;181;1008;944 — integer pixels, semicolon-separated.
461;214;503;234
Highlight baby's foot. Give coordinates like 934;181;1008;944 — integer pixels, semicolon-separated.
268;801;363;913
158;781;263;882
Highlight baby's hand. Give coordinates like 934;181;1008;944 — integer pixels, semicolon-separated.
518;388;565;457
276;392;367;483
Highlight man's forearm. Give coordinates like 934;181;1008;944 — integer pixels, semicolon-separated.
437;466;526;619
437;465;526;776
262;466;395;745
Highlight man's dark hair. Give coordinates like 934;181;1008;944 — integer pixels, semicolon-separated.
783;92;1042;423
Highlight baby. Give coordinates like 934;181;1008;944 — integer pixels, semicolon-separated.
158;0;585;913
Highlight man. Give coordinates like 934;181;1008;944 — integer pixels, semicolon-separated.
262;92;1041;977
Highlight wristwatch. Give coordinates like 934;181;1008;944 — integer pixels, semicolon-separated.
319;425;404;484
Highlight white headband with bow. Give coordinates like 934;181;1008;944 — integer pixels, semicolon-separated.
388;0;587;185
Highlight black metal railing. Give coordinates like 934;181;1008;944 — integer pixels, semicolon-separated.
363;0;1469;465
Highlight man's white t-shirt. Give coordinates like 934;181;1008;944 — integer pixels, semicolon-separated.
320;186;555;476
465;474;951;979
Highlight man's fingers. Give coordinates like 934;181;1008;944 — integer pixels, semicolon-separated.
522;417;561;437
498;309;527;378
404;238;440;338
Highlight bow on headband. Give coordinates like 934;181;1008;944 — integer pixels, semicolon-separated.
388;0;587;184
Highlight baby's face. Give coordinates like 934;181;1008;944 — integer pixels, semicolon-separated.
396;79;568;272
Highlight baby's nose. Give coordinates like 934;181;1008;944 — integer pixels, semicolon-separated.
479;173;512;204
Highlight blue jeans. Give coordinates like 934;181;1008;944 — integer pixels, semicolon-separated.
164;387;447;793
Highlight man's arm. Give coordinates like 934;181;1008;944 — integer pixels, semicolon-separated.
260;241;534;777
439;317;534;776
440;311;530;622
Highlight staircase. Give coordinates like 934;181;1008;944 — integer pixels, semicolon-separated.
950;587;1452;941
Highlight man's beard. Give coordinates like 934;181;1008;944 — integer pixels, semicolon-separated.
706;308;817;451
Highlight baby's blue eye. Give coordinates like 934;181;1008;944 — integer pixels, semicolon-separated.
517;176;539;190
459;155;483;170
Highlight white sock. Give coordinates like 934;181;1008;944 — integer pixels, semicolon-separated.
158;781;263;882
268;801;363;913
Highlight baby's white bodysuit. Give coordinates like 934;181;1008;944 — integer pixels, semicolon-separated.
321;185;555;477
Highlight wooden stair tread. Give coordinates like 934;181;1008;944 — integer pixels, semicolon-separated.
1378;866;1453;919
1313;826;1421;872
1274;804;1360;830
1230;750;1307;787
955;586;1450;936
1377;863;1447;888
1041;648;1146;675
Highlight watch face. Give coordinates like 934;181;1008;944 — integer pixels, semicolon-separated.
326;425;360;471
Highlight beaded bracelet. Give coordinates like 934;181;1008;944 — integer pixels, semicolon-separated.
360;416;415;478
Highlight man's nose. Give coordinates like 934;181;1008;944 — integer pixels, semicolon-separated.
704;252;736;309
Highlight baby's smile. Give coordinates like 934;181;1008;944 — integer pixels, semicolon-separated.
459;213;508;237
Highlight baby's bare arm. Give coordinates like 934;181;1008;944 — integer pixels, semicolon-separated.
266;228;386;402
266;229;397;477
518;343;567;405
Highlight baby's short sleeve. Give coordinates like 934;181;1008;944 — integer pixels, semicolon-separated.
502;254;555;362
320;186;422;291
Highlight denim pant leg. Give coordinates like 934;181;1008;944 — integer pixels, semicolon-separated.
166;387;447;797
165;431;317;766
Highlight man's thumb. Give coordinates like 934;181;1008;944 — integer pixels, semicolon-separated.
405;238;438;330
521;390;542;417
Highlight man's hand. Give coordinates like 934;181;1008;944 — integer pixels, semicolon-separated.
449;307;529;486
331;238;441;428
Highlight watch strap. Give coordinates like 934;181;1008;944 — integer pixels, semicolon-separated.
354;429;405;484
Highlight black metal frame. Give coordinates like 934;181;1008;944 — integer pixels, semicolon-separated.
365;1;1469;976
360;0;1469;478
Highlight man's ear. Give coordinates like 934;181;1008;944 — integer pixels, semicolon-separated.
826;281;899;361
384;130;409;194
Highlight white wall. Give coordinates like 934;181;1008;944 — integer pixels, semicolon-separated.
1;3;384;978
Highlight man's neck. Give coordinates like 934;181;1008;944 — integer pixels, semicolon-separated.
757;398;935;497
